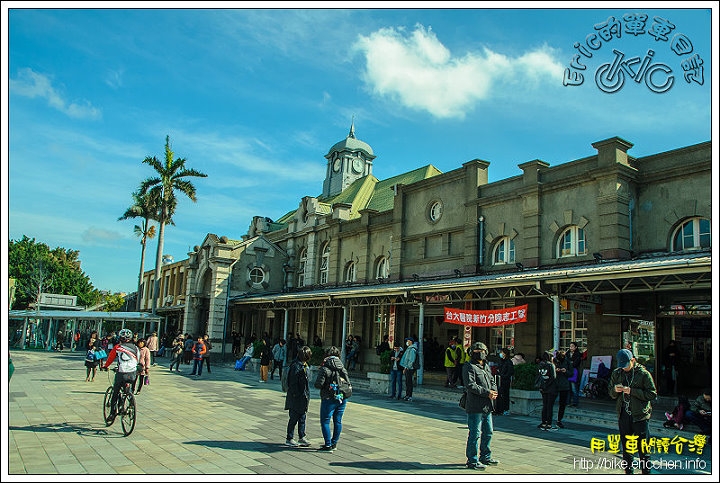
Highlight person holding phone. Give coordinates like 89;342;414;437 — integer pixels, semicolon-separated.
608;349;657;475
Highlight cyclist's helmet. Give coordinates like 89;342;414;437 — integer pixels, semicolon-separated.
118;328;133;342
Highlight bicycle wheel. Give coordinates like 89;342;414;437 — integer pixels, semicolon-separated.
120;394;136;436
103;387;114;425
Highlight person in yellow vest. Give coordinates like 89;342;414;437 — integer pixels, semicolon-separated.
444;338;462;388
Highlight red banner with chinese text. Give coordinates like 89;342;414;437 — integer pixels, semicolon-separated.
444;304;529;327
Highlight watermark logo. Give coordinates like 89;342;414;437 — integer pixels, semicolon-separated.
563;13;705;93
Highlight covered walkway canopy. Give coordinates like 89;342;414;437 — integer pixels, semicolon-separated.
8;310;163;351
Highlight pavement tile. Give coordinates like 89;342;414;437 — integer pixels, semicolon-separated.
5;349;713;477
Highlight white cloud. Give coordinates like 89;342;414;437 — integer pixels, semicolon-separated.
10;68;101;120
354;24;565;119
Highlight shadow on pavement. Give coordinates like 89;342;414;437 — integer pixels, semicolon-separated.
9;421;119;438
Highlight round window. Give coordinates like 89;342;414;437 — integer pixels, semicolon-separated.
249;267;265;285
428;200;443;222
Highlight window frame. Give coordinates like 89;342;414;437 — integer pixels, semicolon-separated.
319;242;330;285
375;256;389;279
557;226;586;258
492;236;516;265
672;217;711;251
297;248;307;288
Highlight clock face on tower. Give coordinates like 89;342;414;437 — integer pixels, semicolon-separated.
333;158;342;172
352;158;363;173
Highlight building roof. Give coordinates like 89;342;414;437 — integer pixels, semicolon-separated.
326;122;375;158
8;310;163;322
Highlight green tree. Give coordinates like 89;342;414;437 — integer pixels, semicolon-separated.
8;236;100;309
118;189;161;310
139;135;207;315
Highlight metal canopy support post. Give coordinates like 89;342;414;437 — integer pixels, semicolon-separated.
417;302;424;385
341;305;348;362
283;308;289;364
553;295;560;351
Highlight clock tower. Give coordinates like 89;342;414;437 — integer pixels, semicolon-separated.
322;121;376;198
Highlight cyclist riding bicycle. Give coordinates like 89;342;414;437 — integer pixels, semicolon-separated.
101;328;140;421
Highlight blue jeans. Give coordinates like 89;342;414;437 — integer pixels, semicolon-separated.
287;409;307;440
191;358;203;375
466;411;493;464
320;397;347;447
237;355;252;370
569;380;580;405
389;369;403;397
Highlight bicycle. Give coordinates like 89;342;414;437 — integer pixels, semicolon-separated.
102;368;137;436
583;376;610;400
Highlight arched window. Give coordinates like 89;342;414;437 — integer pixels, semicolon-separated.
672;217;711;251
319;242;330;284
492;237;515;265
297;248;307;288
557;226;586;258
376;256;389;279
344;261;356;282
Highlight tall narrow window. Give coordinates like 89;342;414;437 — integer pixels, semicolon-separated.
557;226;586;258
376;256;389;279
344;261;356;282
559;311;588;350
492;237;515;265
672;217;711;251
297;248;307;288
319;242;330;284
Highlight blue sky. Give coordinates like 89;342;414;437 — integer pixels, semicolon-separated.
3;3;716;295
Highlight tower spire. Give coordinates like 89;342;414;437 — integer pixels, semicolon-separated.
348;116;355;139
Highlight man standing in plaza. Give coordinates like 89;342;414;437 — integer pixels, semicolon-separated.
609;348;657;475
461;341;499;470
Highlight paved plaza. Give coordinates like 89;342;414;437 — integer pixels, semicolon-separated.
4;350;714;479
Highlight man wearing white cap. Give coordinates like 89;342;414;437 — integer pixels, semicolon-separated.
608;348;657;475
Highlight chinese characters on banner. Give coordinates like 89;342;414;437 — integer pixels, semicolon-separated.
444;304;529;327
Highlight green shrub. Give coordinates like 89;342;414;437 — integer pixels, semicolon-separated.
379;349;392;374
251;340;264;359
511;362;539;390
309;346;325;366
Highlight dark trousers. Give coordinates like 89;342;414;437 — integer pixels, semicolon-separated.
684;410;711;434
132;374;147;393
270;359;283;379
557;390;569;422
618;410;650;474
404;369;415;397
445;366;458;387
287;408;307;440
497;378;511;413
203;355;211;373
541;390;558;425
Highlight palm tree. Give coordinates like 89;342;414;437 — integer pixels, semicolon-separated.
118;189;161;311
139;135;207;316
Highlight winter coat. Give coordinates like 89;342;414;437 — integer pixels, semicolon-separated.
462;360;497;414
400;345;417;370
284;359;310;413
498;357;514;382
537;360;558;394
314;355;351;400
138;346;151;375
259;344;272;366
272;343;287;362
609;363;657;422
554;355;572;392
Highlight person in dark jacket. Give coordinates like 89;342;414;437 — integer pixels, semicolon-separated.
495;348;514;415
284;345;313;447
537;350;558;431
608;348;657;475
462;342;499;470
554;349;572;428
259;339;272;382
314;346;351;452
566;341;583;407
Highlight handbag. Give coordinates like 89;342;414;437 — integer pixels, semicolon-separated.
459;391;467;409
568;368;578;383
94;349;107;361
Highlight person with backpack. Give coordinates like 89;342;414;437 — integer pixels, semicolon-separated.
537;350;559;431
100;328;140;423
314;346;352;452
84;346;98;382
399;337;419;401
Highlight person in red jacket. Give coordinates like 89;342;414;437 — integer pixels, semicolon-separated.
189;335;207;377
